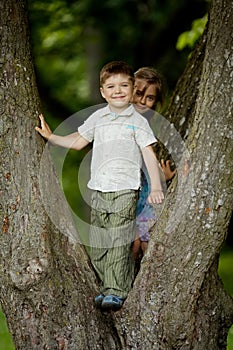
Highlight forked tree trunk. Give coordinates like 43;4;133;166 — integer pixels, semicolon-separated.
0;0;232;349
117;0;233;348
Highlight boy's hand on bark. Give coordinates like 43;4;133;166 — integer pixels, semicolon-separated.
35;114;52;140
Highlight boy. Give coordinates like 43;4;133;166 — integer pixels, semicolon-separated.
35;61;164;310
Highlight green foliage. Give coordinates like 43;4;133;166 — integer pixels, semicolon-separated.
219;247;233;350
29;0;89;111
218;247;233;297
176;14;208;50
28;0;208;114
0;306;15;350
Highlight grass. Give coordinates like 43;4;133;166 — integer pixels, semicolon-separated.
218;247;233;350
0;307;15;350
0;246;232;349
228;326;233;350
218;247;233;296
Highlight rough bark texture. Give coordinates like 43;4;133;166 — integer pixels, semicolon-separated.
115;0;233;348
0;0;233;349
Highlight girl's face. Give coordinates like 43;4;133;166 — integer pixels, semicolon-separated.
132;79;157;114
100;74;133;113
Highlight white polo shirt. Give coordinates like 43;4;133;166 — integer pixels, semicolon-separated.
78;104;156;192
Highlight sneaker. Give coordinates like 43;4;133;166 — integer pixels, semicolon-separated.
94;294;105;308
101;294;125;311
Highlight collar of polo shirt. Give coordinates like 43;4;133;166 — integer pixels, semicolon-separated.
101;104;134;119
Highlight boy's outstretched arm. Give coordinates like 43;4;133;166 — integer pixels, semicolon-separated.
142;145;164;204
35;114;89;150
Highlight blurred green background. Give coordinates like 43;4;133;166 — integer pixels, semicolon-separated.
1;0;232;348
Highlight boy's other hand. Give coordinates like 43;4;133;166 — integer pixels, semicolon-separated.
148;190;164;204
35;114;52;140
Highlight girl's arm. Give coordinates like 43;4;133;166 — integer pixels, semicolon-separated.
142;145;164;204
35;114;90;150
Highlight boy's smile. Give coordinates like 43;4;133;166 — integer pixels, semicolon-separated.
100;74;133;113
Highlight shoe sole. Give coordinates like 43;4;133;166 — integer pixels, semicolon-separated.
101;301;123;311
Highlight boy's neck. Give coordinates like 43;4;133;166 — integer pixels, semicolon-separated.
108;103;131;114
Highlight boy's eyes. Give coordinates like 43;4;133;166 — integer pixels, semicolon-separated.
105;83;130;89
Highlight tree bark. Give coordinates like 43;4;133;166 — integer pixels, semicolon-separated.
115;0;233;348
0;1;122;349
0;0;232;349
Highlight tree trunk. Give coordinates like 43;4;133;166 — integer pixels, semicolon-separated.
0;0;232;349
0;1;122;349
115;0;233;348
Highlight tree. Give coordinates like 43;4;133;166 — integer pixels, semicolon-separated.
0;0;232;349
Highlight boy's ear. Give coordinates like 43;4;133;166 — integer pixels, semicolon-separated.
100;87;105;99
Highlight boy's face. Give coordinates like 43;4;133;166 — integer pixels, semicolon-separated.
132;79;157;114
100;74;133;112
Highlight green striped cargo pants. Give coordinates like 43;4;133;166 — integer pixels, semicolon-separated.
89;189;138;299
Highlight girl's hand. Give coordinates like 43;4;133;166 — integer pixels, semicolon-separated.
35;114;52;140
161;159;176;181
